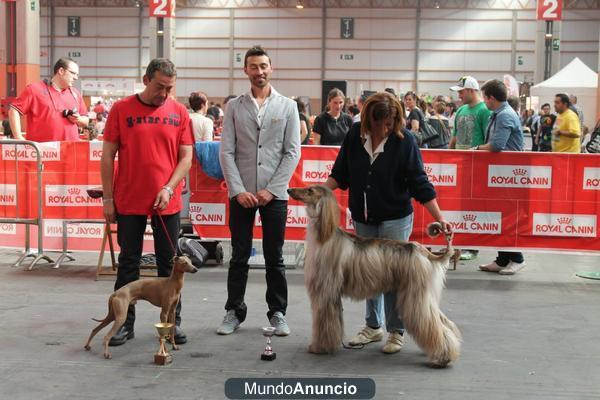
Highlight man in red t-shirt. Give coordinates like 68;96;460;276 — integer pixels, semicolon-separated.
101;58;194;347
8;57;89;142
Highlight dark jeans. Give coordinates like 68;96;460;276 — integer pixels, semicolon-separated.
115;212;181;329
495;251;524;267
226;199;288;323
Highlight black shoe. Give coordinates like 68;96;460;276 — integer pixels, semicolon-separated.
108;325;134;347
174;326;187;345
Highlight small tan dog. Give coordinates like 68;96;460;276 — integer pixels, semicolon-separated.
84;255;197;359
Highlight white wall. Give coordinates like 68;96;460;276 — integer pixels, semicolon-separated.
39;4;599;107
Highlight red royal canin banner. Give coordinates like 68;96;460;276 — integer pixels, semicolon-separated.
149;0;175;18
1;141;600;253
537;0;562;21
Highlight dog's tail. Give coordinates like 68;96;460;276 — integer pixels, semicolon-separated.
424;222;455;263
91;293;116;322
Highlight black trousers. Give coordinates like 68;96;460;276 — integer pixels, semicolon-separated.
115;212;181;329
495;251;524;267
225;199;288;323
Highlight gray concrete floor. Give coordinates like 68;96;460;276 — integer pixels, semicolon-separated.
0;247;599;400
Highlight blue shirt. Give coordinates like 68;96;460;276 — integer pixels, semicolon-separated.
485;102;524;152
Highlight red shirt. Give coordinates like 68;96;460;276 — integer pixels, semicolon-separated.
103;95;193;215
93;104;105;115
10;80;88;142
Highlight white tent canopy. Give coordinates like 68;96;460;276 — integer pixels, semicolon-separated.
531;57;598;127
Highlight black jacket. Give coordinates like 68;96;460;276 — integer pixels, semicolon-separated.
329;123;436;224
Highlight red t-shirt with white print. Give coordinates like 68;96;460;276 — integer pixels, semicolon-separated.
103;94;193;215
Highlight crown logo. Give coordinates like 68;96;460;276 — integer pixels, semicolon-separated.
463;213;477;222
424;166;433;175
557;217;572;225
512;168;527;176
288;209;293;216
326;163;333;171
68;187;81;195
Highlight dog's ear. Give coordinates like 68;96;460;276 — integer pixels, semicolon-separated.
316;190;340;243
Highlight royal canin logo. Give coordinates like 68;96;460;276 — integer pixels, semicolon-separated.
45;185;102;207
488;165;552;188
424;163;457;186
583;167;600;190
444;211;502;234
189;203;226;226
462;214;477;222
0;184;17;206
256;205;309;227
1;142;61;161
45;220;104;238
557;217;572;225
0;223;17;235
533;213;597;237
302;160;334;183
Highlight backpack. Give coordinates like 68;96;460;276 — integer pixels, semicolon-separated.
177;237;208;268
585;121;600;154
411;108;439;146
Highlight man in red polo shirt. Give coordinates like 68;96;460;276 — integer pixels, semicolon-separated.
8;57;88;142
101;58;194;347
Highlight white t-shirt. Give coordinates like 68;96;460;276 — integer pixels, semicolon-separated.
190;112;214;142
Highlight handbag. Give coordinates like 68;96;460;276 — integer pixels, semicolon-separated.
585;121;600;154
419;118;440;144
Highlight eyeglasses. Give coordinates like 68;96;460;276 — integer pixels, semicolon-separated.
65;68;79;77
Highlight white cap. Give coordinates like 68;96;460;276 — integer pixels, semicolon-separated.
450;76;480;91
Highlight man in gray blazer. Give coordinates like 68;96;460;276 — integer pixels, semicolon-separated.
217;46;301;336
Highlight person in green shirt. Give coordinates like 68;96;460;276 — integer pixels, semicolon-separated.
449;76;492;150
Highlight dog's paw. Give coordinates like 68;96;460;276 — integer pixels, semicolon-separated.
84;345;91;351
307;344;326;354
104;352;112;359
172;344;180;351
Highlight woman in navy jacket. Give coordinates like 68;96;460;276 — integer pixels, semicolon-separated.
324;92;452;354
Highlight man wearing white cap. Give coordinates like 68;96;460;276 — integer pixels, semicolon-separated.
449;76;492;150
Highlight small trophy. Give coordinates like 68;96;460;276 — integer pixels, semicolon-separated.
154;322;174;365
261;326;277;361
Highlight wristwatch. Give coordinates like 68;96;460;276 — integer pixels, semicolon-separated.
162;185;174;198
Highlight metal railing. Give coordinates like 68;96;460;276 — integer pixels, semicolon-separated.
0;140;54;270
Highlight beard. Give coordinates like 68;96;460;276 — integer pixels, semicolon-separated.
252;75;269;88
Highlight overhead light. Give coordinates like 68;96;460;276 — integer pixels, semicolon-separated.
296;0;304;9
434;1;440;8
157;30;164;35
545;33;553;38
134;0;141;7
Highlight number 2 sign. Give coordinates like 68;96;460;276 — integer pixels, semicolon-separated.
149;0;175;18
537;0;562;21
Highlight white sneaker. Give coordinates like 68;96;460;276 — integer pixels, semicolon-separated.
498;261;526;275
348;326;384;346
478;261;505;272
269;311;291;336
382;332;404;354
216;310;240;335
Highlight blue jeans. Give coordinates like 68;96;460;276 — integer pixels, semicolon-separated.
353;214;414;333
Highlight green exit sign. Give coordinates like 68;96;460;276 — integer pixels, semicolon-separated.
30;1;36;11
552;39;560;51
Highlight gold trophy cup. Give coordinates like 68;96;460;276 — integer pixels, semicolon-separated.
154;322;174;365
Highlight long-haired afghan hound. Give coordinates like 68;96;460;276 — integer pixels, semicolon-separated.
288;185;461;368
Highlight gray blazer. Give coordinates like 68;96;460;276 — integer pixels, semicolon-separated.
219;88;301;200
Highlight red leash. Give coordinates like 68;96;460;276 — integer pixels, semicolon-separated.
155;209;177;255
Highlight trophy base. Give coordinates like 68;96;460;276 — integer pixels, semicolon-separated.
154;353;173;365
261;352;276;361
